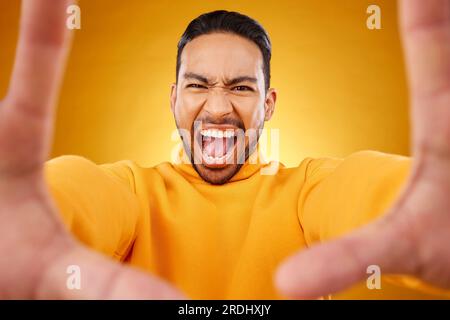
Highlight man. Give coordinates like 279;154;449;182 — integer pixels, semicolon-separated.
0;0;449;299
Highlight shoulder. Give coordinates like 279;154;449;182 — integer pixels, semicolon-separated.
45;155;146;193
45;155;179;193
303;150;411;184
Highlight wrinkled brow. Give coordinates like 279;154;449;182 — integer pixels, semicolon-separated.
224;76;257;86
183;72;257;86
183;72;210;84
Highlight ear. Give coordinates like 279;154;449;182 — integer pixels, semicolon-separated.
170;83;177;114
264;88;277;121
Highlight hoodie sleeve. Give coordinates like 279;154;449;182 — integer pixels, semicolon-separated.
44;155;142;261
298;150;450;298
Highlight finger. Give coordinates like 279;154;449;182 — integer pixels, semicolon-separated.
274;217;414;299
6;0;73;115
35;245;187;299
400;0;450;98
399;0;450;156
0;0;74;176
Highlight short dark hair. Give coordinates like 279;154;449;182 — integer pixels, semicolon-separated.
176;10;272;91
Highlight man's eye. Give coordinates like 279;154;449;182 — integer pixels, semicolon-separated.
187;84;206;89
232;86;253;91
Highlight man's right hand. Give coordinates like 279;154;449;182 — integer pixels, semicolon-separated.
0;0;185;299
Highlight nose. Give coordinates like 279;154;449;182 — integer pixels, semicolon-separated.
203;86;233;118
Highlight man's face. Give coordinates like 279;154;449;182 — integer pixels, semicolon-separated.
170;32;276;184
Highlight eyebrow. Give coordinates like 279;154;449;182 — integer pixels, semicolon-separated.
183;72;257;86
225;76;257;86
183;72;210;84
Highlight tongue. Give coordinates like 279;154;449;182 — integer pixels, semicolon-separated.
203;137;227;158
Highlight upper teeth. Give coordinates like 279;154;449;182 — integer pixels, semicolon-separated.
201;129;235;138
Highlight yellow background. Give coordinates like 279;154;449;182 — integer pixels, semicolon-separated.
0;0;410;168
1;0;436;299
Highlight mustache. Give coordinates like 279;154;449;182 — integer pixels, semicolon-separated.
191;116;245;131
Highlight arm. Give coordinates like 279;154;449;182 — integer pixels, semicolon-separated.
276;0;450;299
0;0;183;299
45;155;141;260
299;151;410;246
298;151;449;297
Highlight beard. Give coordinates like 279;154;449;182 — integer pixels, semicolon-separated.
178;115;262;185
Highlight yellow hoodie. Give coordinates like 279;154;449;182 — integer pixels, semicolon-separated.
44;150;448;299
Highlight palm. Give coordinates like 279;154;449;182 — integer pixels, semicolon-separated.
0;0;183;299
276;0;450;298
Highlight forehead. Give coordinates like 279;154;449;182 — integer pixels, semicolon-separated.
180;33;264;81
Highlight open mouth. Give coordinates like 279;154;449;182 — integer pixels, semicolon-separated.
198;127;239;168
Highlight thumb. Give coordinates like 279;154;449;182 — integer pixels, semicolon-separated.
274;216;415;299
35;244;187;299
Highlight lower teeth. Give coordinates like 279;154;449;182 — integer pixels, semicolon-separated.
204;154;227;163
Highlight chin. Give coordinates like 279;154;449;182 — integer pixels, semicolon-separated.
193;163;243;185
